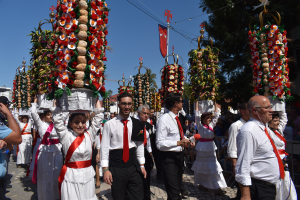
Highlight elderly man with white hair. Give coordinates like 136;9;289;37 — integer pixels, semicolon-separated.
136;104;154;200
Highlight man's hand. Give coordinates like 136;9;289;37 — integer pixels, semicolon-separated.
190;142;195;148
177;139;190;147
0;140;7;149
149;152;153;158
0;103;11;117
103;169;113;185
141;167;147;179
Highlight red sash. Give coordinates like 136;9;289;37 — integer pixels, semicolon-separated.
199;138;214;142
17;123;29;155
32;123;59;184
264;127;285;179
274;130;288;155
58;131;92;198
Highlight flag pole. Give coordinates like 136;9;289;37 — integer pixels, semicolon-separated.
167;22;169;64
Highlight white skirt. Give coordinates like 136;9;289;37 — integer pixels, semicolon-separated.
61;177;97;200
28;138;42;178
191;150;227;189
276;171;297;200
37;149;63;200
17;136;32;165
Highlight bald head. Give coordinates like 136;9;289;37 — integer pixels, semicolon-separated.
248;95;273;124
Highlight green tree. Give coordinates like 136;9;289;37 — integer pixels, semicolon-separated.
199;0;300;107
147;68;157;92
182;82;192;99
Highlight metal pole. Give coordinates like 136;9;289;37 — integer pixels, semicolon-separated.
167;22;170;64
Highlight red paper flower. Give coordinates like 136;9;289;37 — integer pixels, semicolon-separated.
91;14;98;20
72;62;78;69
55;81;59;86
88;35;94;42
68;79;74;85
92;80;100;90
90;27;97;34
61;5;68;13
55;60;62;66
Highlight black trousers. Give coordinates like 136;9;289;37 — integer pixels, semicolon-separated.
160;151;184;200
150;134;162;178
236;178;276;200
110;165;143;200
143;149;153;200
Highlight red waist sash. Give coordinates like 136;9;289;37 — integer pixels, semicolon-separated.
199;138;214;142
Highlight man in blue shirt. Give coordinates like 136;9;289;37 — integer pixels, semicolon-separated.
0;97;22;199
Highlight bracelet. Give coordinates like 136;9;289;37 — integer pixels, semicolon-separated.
103;168;109;173
140;166;145;168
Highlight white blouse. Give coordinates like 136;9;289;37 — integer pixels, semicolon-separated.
51;107;104;183
194;109;220;152
269;111;288;159
14;113;33;139
31;103;62;152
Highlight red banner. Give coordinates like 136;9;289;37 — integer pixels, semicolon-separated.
159;24;167;58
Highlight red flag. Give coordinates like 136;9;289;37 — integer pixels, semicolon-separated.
159;24;167;58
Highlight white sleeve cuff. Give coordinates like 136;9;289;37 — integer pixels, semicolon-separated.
137;157;145;165
235;175;252;186
227;151;237;158
101;160;109;168
171;140;178;147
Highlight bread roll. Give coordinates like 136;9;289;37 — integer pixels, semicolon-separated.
73;80;84;88
75;71;85;80
76;64;87;71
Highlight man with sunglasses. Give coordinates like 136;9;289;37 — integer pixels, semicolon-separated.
101;93;146;200
235;95;280;200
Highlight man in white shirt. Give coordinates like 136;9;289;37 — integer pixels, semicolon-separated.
101;93;147;200
156;93;191;200
235;95;280;200
227;102;250;173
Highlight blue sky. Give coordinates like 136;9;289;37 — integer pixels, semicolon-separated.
0;0;208;97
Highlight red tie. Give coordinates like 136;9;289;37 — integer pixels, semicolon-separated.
143;126;147;146
150;119;153;125
122;120;129;163
264;127;285;179
175;116;184;140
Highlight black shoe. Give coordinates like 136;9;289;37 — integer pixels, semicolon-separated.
181;190;190;196
6;185;12;189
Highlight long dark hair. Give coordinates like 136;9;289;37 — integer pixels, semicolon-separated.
67;113;86;129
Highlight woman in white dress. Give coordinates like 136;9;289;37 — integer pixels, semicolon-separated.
51;98;103;200
28;111;43;178
30;97;64;200
191;101;227;194
268;108;297;200
14;112;32;167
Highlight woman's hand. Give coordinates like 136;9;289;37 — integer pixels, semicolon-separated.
34;95;38;103
95;97;101;109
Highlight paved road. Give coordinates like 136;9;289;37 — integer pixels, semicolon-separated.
5;155;237;200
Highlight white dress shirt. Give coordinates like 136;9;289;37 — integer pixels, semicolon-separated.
227;118;246;158
235;118;280;186
156;111;183;152
101;115;145;167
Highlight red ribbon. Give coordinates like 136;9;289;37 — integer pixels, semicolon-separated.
32;123;57;184
58;131;91;198
203;124;214;132
264;127;285;180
